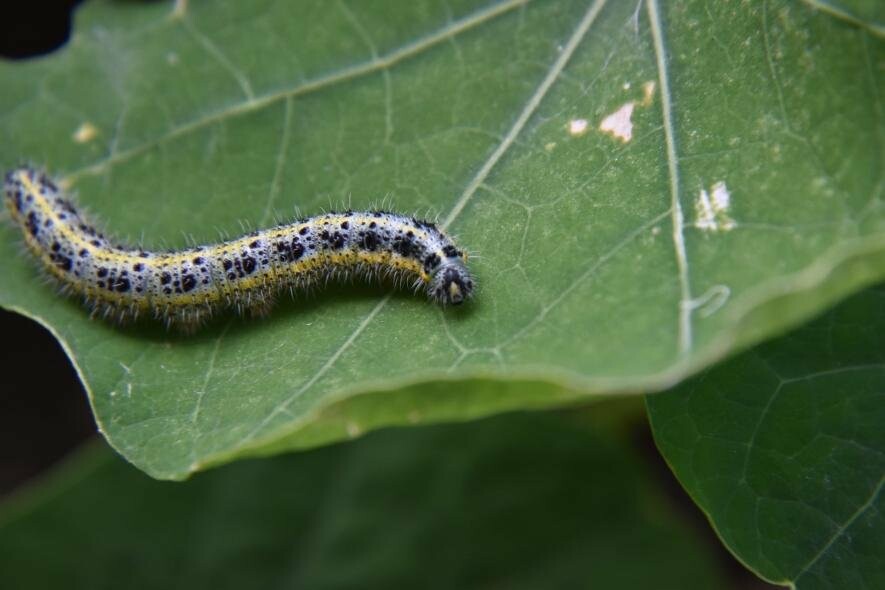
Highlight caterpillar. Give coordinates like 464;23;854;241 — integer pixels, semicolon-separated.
3;167;474;328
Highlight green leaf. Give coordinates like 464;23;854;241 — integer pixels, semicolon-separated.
1;0;883;478
647;285;885;589
0;411;730;589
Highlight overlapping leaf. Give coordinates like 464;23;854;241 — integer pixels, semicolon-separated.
648;286;885;589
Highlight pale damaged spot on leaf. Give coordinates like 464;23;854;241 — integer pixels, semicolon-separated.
568;118;589;136
692;284;731;318
695;181;736;232
72;122;99;144
641;80;656;106
599;101;635;143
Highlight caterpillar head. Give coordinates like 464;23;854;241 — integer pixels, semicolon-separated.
429;260;474;306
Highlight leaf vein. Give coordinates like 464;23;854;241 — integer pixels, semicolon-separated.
647;0;694;356
260;96;295;226
182;18;255;101
441;0;609;229
799;0;885;37
794;474;885;581
61;0;532;184
239;295;391;445
497;210;670;352
235;0;610;449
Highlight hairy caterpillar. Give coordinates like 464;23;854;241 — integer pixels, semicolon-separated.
3;167;474;328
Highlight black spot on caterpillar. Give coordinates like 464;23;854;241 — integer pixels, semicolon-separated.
4;167;475;328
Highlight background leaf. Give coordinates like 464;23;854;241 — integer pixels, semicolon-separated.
647;285;885;589
1;0;883;478
0;411;730;589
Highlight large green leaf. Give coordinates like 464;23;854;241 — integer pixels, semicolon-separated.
0;411;730;589
647;285;885;589
0;0;882;478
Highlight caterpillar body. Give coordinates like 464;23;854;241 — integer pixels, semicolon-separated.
3;167;474;328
